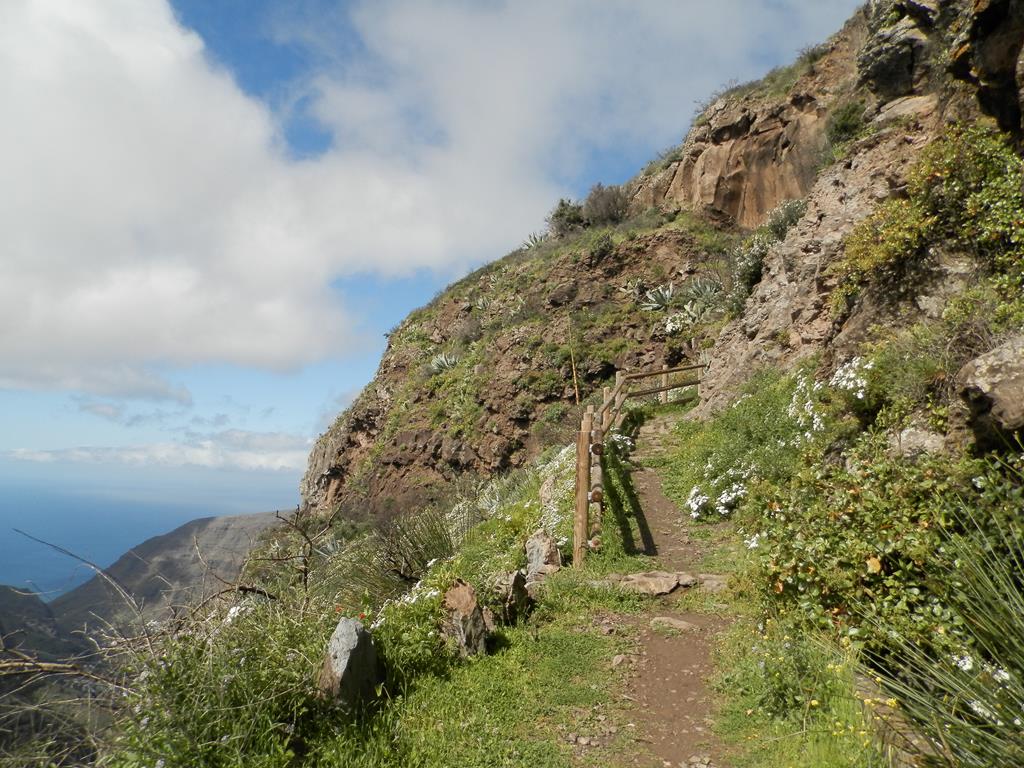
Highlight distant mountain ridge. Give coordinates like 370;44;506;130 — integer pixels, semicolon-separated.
0;511;280;652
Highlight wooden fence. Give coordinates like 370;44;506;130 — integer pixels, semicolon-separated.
572;362;706;566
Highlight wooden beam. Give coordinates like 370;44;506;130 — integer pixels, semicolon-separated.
573;407;594;567
626;379;699;399
623;363;706;381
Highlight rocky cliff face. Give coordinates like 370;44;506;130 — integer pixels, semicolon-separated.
694;0;1024;411
628;10;868;228
304;0;1024;518
301;223;734;516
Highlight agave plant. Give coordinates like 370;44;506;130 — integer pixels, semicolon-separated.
522;231;548;250
428;351;459;374
640;282;675;311
679;277;723;308
618;278;645;301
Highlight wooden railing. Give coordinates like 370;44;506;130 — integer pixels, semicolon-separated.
572;362;706;566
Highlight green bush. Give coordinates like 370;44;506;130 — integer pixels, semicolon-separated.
826;100;866;146
546;198;585;238
868;456;1024;767
832;123;1024;314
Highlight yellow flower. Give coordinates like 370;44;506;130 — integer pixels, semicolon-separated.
810;699;820;707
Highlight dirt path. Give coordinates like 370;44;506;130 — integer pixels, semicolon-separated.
617;416;734;768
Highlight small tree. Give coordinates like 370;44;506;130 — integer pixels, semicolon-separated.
546;198;585;238
583;183;628;226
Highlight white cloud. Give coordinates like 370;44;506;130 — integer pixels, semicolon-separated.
0;0;861;400
7;429;311;472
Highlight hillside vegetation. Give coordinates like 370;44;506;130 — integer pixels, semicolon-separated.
6;1;1024;766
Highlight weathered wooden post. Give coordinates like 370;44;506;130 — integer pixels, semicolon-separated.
613;371;628;428
573;407;594;567
589;411;604;539
601;385;612;432
660;364;669;404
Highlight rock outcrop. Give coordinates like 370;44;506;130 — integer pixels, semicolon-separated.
628;9;868;228
317;618;383;708
957;335;1024;447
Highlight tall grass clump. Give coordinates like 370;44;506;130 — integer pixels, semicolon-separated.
867;456;1024;767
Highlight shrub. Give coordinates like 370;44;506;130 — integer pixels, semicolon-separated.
546;198;584;238
726;230;775;313
764;198;807;241
587;231;615;262
826;99;866;146
831;123;1024;314
725;199;805;314
582;183;628;226
868;457;1024;767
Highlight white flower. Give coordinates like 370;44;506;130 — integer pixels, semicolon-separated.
744;533;762;549
969;699;1002;724
830;357;871;400
954;653;975;672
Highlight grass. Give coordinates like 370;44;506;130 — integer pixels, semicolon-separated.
311;609;636;768
714;616;888;768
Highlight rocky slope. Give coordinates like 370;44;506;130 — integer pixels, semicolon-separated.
48;511;280;634
304;0;1024;519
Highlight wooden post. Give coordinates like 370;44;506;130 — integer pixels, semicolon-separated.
660;364;669;404
590;413;604;539
573;407;594;567
601;385;612;431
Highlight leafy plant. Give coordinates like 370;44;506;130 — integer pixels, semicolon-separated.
639;282;675;311
428;351;459;375
521;231;547;250
826;99;867;146
546;198;585;238
867;459;1024;767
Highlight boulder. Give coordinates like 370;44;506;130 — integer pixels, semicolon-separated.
317;618;382;708
697;574;730;594
957;335;1024;448
525;529;562;578
441;579;489;657
890;426;946;457
494;569;531;624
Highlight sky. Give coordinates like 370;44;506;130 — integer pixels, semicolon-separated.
0;0;862;591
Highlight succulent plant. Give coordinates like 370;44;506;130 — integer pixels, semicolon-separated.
640;282;675;311
428;352;460;374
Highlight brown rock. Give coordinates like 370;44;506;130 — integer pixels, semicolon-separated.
618;571;681;596
525;529;562;578
441;579;489;657
494;569;532;623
